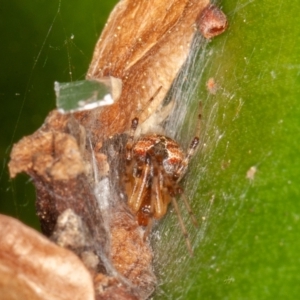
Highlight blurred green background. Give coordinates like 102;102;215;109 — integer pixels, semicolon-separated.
1;0;300;299
0;0;118;228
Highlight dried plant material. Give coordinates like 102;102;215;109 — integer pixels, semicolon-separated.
8;111;155;299
51;208;152;298
94;274;138;300
75;0;210;141
95;152;110;177
51;209;94;254
197;4;228;39
9;113;106;245
0;214;94;300
8;112;86;181
7;1;229;299
81;251;100;272
110;209;156;299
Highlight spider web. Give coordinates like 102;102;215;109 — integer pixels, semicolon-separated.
0;0;257;299
151;1;260;298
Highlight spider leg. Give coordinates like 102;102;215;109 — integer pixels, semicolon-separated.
177;187;198;227
171;197;194;256
173;136;199;181
144;158;165;238
174;104;202;180
128;155;151;213
134;86;162;125
195;101;202;138
126;117;139;161
152;160;170;218
147;86;162;104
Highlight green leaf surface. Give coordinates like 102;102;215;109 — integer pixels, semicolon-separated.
152;0;300;299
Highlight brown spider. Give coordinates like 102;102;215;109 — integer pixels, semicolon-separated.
125;113;200;255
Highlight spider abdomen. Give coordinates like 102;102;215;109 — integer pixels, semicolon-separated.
132;134;184;175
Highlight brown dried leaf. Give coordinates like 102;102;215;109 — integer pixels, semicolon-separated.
0;214;94;300
75;0;210;140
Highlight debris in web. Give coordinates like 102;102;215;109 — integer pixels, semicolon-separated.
55;76;122;113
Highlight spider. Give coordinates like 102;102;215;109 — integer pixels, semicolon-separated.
125;111;200;255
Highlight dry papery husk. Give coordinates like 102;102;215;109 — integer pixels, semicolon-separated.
0;214;94;300
6;0;216;299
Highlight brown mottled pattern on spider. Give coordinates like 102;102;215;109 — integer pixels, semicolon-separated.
125;116;200;256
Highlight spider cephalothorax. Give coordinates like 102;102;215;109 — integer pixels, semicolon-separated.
125;117;199;255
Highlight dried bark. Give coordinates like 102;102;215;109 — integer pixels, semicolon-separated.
75;0;210;143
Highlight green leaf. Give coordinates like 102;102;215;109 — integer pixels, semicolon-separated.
152;0;300;299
